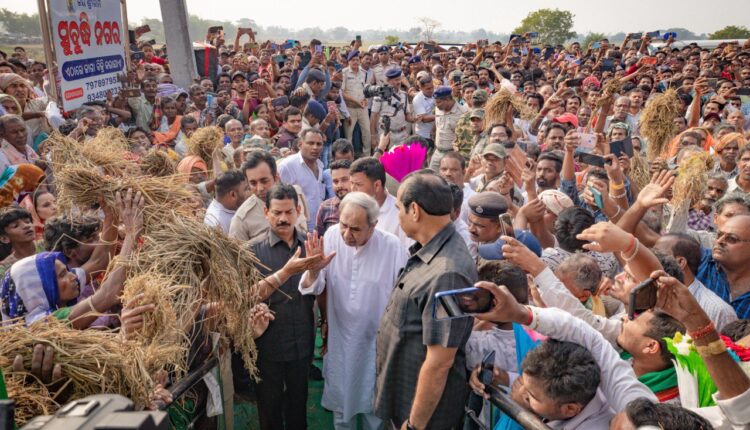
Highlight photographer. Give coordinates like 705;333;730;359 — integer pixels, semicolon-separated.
369;68;413;151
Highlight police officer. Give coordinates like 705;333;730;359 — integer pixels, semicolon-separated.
369;46;399;86
370;67;413;148
466;191;509;263
341;50;372;155
430;86;468;170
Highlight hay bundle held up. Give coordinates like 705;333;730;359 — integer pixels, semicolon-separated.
0;318;152;425
125;215;264;377
186;126;223;167
640;89;682;160
672;151;715;208
484;89;535;129
47;129;135;173
120;272;193;378
54;167;194;229
596;78;624;109
629;153;652;192
141;150;177;177
1;371;58;426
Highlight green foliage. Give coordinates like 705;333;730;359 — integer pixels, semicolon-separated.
0;8;41;37
709;25;750;40
383;35;399;45
512;8;576;45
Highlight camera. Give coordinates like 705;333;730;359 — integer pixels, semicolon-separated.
363;84;399;103
12;394;169;430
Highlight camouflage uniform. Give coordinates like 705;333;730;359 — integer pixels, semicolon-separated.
453;112;477;158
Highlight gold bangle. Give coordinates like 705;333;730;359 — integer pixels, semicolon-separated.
696;339;727;356
610;181;625;191
272;273;282;288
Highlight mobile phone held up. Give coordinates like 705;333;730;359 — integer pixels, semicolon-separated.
628;278;657;320
588;186;604;209
433;287;493;320
576;152;607;168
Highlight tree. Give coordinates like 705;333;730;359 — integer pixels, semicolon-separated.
709;25;750;40
383;35;399;45
417;17;441;41
581;32;607;49
512;8;575;45
0;8;41;37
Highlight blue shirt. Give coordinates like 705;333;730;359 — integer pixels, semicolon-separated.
697;247;750;319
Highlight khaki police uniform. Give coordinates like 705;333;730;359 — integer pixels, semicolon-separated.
372;88;412;148
341;66;372;154
228;187;309;242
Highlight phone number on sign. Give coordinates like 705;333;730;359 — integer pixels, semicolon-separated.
86;87;120;102
84;76;119;91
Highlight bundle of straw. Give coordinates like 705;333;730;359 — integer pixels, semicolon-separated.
94;127;132;152
187;126;223;166
629;153;652;193
141;150;177;177
596;78;624;109
54;167;194;229
120;272;193;378
671;152;715;208
640;89;682;160
2;372;58;426
484;89;534;129
125;215;264;377
47;130;134;173
0;318;152;424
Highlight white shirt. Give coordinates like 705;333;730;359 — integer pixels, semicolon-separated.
412;91;436;138
279;153;326;232
727;176;750;194
377;192;414;249
688;279;738;331
459;183;475;226
299;226;408;420
203;199;235;234
535;267;623;348
529;307;656;429
690;388;750;429
453;218;473;252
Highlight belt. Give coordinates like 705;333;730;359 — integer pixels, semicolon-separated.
382;126;407;133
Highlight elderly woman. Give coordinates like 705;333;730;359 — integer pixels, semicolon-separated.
0;190;144;328
712;132;746;179
0;73;50;145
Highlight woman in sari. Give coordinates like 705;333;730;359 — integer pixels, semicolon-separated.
20;189;56;241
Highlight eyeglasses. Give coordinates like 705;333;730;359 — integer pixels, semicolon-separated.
716;231;750;245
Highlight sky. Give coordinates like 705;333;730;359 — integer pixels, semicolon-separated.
4;0;750;35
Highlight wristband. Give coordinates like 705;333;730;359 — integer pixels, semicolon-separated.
272;272;282;288
621;239;640;262
696;339;727;357
688;321;715;341
524;306;534;326
609;191;627;199
610;181;625;191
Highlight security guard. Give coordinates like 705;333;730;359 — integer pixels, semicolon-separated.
466;191;509;264
370;67;413;149
341;50;372;155
430;86;468;170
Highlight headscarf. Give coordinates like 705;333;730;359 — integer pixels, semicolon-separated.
715;132;747;153
176;155;208;182
0;94;22;114
667;127;716;157
0;252;76;324
156;83;188;99
0;73;37;100
0;164;45;207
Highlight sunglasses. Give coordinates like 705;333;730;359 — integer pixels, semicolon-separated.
716;231;750;245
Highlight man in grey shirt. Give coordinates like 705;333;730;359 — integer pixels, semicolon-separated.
374;170;477;429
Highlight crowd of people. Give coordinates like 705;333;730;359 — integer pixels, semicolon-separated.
1;25;750;430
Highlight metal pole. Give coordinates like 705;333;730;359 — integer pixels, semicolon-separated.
486;387;551;430
36;0;58;103
120;0;132;71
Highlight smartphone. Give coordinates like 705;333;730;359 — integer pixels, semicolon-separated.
452;75;462;84
646;30;661;38
641;56;657;66
543;47;555;60
566;78;584;88
130;51;145;62
509;34;522;42
121;88;141;98
327;100;337;112
528;32;539;39
592;42;601;50
433;287;493;320
273;54;286;63
272;95;289;108
300;51;312;68
577;133;597;152
576;152;606;168
314;45;323;54
588;186;604;209
280;41;294;50
736;87;750;96
206;93;216;109
208;25;223;34
628;278;657;320
532;47;541;55
508;57;521;64
600;58;615;72
356;35;362;44
707;78;718;89
424;43;437;52
610;137;635;158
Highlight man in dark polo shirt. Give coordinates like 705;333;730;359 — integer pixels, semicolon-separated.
249;183;333;430
374;170;478;430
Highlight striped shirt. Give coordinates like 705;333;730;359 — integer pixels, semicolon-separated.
687;279;737;330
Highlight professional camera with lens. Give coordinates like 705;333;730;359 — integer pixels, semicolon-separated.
363;84;399;103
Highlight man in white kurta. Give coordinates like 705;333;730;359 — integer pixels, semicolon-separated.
299;192;408;430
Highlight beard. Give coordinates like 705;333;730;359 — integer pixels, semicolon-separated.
536;177;551;189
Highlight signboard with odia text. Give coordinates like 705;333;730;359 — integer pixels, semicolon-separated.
49;0;126;111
